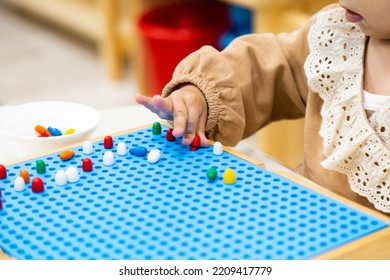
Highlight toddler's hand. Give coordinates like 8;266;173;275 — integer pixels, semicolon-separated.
135;84;209;147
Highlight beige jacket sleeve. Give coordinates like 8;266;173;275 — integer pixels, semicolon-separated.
162;14;316;146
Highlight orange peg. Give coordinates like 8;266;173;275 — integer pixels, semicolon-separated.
20;170;30;184
35;125;51;137
59;150;75;161
35;125;46;134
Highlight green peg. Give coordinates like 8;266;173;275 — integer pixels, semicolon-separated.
152;122;162;135
36;159;46;174
207;167;217;182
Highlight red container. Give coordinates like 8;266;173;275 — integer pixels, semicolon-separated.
138;1;230;96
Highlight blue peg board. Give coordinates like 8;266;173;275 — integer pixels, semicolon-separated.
0;125;388;260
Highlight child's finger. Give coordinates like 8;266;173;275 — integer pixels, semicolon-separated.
197;109;209;147
135;94;153;107
135;94;160;114
182;103;202;145
137;94;173;120
171;99;188;138
147;95;175;120
152;95;173;115
195;132;209;148
182;132;196;146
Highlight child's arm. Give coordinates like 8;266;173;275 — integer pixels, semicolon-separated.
138;13;317;146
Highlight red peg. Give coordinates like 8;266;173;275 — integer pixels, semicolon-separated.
31;177;44;193
0;199;2;210
104;135;113;149
190;134;201;151
38;133;49;137
82;158;93;172
166;128;176;142
0;164;7;179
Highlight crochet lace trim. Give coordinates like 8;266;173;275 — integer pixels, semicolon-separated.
304;7;390;212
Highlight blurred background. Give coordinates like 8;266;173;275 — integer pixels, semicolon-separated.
0;0;335;168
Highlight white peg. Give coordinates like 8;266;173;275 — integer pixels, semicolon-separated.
213;142;223;156
66;166;80;183
83;141;93;155
14;177;26;192
103;151;115;166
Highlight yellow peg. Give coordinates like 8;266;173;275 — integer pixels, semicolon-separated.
223;168;236;185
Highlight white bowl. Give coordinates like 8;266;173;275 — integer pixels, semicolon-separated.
0;101;100;160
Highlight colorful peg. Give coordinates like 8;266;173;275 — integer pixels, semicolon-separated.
213;142;223;156
129;146;148;157
47;126;62;137
103;151;115;166
59;150;75;161
166;128;176;142
20;170;30;184
36;160;46;174
83;141;93;154
0;164;7;179
223;168;236;185
31;177;44;193
116;142;127;156
152;122;162;135
66;166;80;183
190;134;201;151
14;177;26;192
147;149;161;164
55;170;67;186
207;167;218;182
64;128;75;135
35;125;51;137
82;158;93;172
104;136;113;149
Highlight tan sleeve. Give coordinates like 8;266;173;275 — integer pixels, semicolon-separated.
162;14;316;146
